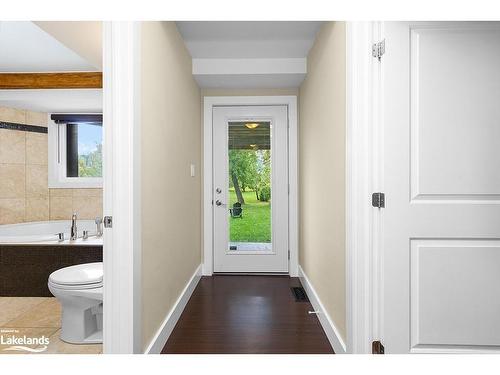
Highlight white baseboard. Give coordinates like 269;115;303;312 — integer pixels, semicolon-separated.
298;265;347;354
144;264;202;354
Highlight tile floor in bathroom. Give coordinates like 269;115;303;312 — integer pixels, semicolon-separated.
0;297;102;354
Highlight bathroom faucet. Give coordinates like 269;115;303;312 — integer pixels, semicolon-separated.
70;213;78;240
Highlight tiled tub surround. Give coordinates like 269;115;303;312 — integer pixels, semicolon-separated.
0;244;102;297
0;106;103;225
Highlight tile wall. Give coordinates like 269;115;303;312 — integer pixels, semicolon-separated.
0;106;103;224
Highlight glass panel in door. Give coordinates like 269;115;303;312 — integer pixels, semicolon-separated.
227;121;271;252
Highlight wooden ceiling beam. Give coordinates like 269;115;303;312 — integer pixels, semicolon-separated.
0;72;102;89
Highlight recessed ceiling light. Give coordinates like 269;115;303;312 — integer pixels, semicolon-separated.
245;123;259;129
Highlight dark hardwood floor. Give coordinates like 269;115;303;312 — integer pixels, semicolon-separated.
161;275;334;354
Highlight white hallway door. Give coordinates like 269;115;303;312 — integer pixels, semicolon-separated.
213;105;289;273
383;22;500;353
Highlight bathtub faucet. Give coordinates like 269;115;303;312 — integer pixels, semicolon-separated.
95;217;103;237
70;213;78;240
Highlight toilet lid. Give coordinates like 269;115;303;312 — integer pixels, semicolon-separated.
49;262;103;286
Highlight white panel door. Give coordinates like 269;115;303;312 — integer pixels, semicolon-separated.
212;106;289;273
383;22;500;353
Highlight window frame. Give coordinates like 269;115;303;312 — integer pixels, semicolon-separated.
48;117;103;188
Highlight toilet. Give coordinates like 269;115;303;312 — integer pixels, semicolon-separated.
48;262;103;344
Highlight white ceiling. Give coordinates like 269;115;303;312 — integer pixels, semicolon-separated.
34;21;103;70
176;21;323;89
0;21;98;72
177;21;323;58
0;89;102;113
0;22;101;113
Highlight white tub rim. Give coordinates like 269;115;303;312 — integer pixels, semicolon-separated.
0;220;103;245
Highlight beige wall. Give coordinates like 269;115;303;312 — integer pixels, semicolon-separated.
298;22;346;340
0;106;102;224
140;22;202;350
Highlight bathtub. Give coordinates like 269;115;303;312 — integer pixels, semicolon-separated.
0;220;103;245
0;220;103;296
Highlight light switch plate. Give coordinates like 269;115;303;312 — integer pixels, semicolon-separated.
190;164;195;177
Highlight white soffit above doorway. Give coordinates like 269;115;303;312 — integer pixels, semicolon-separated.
176;21;323;89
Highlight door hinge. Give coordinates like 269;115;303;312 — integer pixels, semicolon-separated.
372;39;385;60
288;250;290;260
103;216;113;228
372;192;385;208
372;340;385;354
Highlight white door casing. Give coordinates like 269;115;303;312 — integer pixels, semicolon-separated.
212;105;289;273
102;21;142;354
382;22;500;353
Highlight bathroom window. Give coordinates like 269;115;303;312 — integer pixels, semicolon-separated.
66;123;102;178
48;114;103;188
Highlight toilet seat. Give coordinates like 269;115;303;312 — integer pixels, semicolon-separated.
48;280;103;290
49;262;102;286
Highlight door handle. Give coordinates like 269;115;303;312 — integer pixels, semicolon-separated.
215;200;224;206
